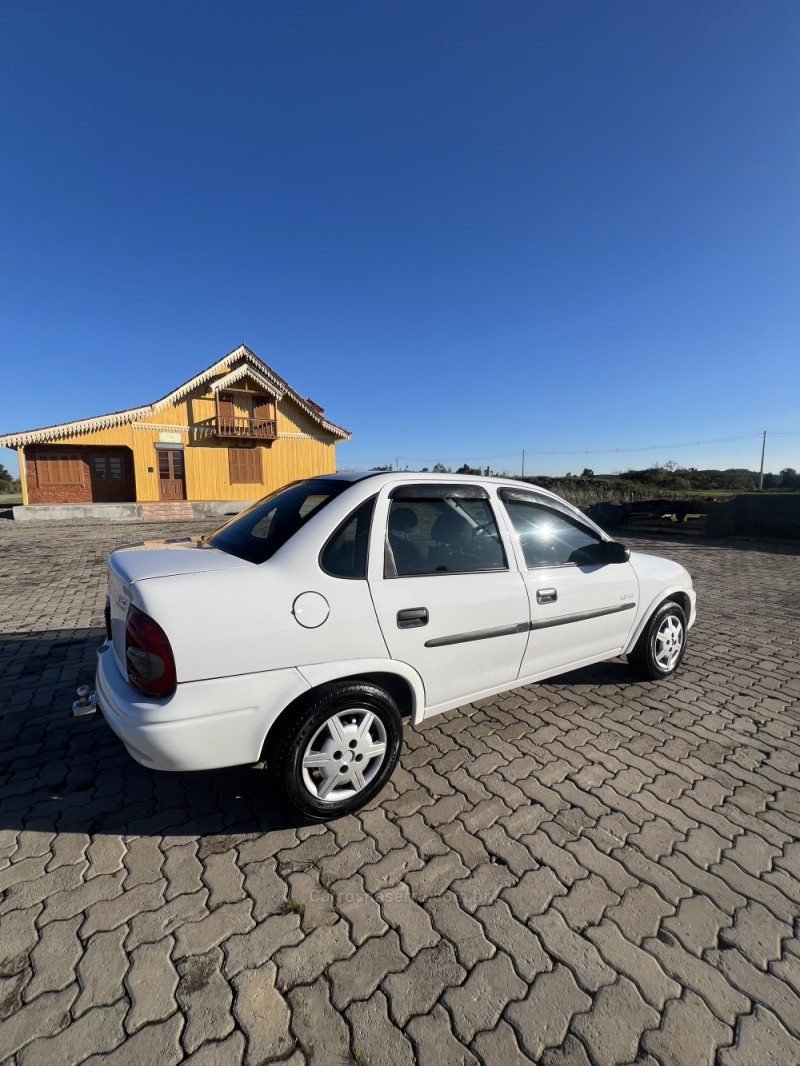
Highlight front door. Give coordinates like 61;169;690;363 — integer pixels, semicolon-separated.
498;489;639;680
158;449;186;501
368;484;529;714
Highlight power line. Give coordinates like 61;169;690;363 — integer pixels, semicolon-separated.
521;432;764;457
394;432;766;465
343;429;798;470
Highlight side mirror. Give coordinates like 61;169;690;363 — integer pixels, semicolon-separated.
570;540;630;566
605;540;630;563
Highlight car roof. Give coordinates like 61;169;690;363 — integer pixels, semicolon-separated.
308;471;383;483
321;472;601;521
326;471;536;489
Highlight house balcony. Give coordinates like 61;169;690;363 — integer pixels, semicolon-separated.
213;416;278;440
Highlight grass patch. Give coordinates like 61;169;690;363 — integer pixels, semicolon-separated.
281;898;306;918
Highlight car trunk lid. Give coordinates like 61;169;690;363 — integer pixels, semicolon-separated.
106;539;252;678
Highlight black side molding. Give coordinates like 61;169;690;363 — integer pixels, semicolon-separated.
423;601;637;648
529;601;636;631
424;621;529;648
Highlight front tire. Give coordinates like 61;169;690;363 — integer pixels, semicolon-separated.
628;600;687;680
272;682;402;821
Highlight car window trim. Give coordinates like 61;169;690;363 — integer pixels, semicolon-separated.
390;483;489;500
318;495;377;580
383;492;509;578
498;488;604;571
499;487;600;534
385;565;513;580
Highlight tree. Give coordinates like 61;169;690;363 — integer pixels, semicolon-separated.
432;463;450;473
0;464;13;492
580;468;594;479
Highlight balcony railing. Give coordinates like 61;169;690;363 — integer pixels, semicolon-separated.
214;416;278;440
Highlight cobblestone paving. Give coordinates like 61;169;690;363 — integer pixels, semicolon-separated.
1;520;799;1066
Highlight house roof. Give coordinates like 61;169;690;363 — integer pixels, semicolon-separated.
0;344;351;448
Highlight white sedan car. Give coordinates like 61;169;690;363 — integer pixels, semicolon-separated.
93;472;696;819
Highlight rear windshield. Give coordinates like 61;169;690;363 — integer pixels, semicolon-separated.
207;479;352;564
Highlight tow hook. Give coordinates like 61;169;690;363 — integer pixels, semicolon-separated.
73;685;98;718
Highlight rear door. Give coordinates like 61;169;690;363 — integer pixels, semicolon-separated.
368;483;529;713
498;488;639;679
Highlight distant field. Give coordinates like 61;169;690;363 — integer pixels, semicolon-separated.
0;494;22;506
653;489;800;500
677;489;738;498
553;485;740;508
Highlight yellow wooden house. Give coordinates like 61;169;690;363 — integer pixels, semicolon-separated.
0;344;351;514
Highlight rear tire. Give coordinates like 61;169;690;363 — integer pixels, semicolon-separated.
627;600;687;680
271;682;402;821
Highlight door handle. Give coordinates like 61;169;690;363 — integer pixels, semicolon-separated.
397;607;429;629
537;588;557;604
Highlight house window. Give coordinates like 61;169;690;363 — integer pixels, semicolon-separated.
228;446;263;484
92;456;123;481
35;453;84;487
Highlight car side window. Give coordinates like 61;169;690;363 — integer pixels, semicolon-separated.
320;497;376;579
502;497;603;568
386;495;507;577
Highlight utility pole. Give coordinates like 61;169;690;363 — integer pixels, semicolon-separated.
521;449;525;478
758;431;766;490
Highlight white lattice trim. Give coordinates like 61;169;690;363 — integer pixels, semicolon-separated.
0;407;151;448
150;345;289;412
131;422;192;432
211;363;285;400
0;344;350;448
278;432;336;443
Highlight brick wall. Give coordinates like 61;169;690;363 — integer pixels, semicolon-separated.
25;450;93;505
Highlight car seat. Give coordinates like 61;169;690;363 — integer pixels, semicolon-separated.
388;506;428;575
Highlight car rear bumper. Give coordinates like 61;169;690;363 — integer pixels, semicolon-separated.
95;641;310;772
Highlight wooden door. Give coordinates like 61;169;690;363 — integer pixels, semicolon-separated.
90;451;133;502
253;395;276;437
253;395;272;420
158;449;187;501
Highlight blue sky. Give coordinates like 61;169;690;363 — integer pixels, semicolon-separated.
1;1;798;479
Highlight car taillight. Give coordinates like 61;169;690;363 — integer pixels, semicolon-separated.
125;605;177;698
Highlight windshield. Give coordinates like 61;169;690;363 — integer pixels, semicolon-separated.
207;478;352;563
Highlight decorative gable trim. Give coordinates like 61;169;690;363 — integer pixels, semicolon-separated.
0;407;151;448
212;364;285;400
0;343;351;447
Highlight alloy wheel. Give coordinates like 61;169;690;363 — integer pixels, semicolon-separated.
654;614;684;671
301;709;388;801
